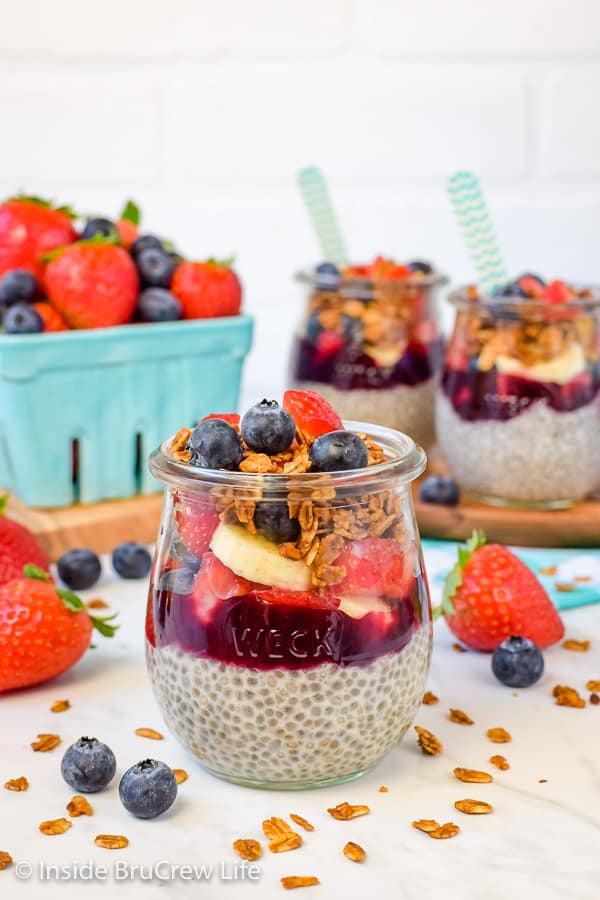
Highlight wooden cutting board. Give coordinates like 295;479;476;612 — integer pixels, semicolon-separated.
414;450;600;548
6;492;163;561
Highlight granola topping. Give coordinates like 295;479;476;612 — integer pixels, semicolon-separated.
422;691;439;705
281;876;320;890
449;708;474;725
31;734;61;752
486;727;511;743
39;818;72;836
454;799;493;815
233;839;262;861
134;727;164;740
453;767;493;784
412;820;460;839
586;680;600;691
489;755;510;770
562;639;590;652
51;699;70;713
289;814;314;832
327;802;370;821
0;851;13;870
172;769;188;784
343;841;366;862
4;776;28;792
415;725;443;755
95;834;129;850
553;684;586;708
67;795;93;817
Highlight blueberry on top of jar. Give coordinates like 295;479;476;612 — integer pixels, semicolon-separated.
309;430;369;472
186;418;243;470
314;261;340;291
408;260;433;275
241;400;296;455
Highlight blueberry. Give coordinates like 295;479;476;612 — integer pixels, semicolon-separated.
494;282;527;298
419;476;460;506
305;311;324;343
57;548;101;590
408;260;433;275
81;217;116;241
158;567;197;594
241;400;296;455
112;542;152;579
309;430;368;472
0;269;38;305
119;759;177;819
314;261;340;291
61;737;116;793
136;247;177;288
3;303;43;334
130;234;164;259
170;537;202;573
136;287;181;322
491;635;544;688
187;418;243;470
254;502;300;544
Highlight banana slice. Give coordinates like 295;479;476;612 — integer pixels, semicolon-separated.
338;595;391;620
210;523;311;593
495;342;585;385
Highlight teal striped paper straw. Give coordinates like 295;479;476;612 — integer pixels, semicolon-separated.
298;166;348;266
447;171;508;294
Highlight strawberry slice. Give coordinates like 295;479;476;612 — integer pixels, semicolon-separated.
437;530;564;651
202;413;240;427
202;552;256;600
175;497;220;557
518;275;544;298
315;331;345;357
335;538;415;601
252;587;339;610
283;389;343;440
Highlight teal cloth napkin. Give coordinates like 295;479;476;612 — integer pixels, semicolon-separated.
422;538;600;611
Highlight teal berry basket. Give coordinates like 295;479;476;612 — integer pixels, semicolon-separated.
0;315;253;508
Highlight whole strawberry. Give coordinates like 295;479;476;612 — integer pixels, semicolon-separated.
438;531;564;651
0;196;77;280
45;240;139;328
0;496;50;587
172;260;242;319
0;566;117;693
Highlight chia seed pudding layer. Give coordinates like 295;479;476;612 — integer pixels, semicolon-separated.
436;392;600;504
296;378;436;449
146;624;431;786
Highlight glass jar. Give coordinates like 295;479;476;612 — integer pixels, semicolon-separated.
289;267;447;448
436;287;600;508
146;422;430;790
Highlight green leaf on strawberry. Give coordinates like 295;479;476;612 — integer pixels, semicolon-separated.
7;193;77;219
119;199;141;225
437;529;486;618
24;563;119;637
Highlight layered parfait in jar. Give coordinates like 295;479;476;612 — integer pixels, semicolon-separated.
437;275;600;507
290;257;447;448
146;389;431;788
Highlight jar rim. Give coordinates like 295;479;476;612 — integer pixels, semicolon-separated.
449;284;600;311
295;268;448;291
149;420;426;496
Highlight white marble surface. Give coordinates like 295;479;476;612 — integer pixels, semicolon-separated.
2;554;600;900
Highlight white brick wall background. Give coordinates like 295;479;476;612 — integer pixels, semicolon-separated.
3;0;600;406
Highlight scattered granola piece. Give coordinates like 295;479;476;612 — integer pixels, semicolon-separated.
412;819;440;834
573;575;592;583
562;639;590;652
94;834;129;849
31;734;61;752
134;727;163;740
172;769;188;784
379;786;388;793
590;693;600;706
453;767;493;784
452;643;467;653
263;817;293;840
233;839;262;861
269;834;303;853
449;709;474;725
539;566;557;576
553;685;586;708
422;691;439;705
343;841;366;862
51;699;70;713
415;725;443;755
39;818;72;835
429;823;460;840
538;779;548;784
586;680;600;692
555;582;575;592
281;876;320;890
87;598;109;609
67;795;92;817
4;776;28;791
489;755;510;771
290;814;314;832
0;851;12;870
327;802;370;821
486;727;511;743
454;799;493;815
